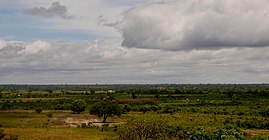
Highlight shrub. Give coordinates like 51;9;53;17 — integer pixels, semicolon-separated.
80;123;88;128
150;105;159;112
163;106;177;114
212;125;244;140
35;108;42;114
189;127;212;140
188;126;245;140
113;116;181;140
139;105;151;113
70;99;86;114
46;112;53;118
101;124;109;132
122;104;132;113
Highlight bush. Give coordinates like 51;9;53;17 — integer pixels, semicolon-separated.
150;105;159;112
163;106;177;114
35;108;42;114
212;125;244;140
70;99;86;114
122;104;132;113
139;105;151;113
113;116;181;140
80;123;88;128
101;124;109;132
189;127;211;140
46;112;53;118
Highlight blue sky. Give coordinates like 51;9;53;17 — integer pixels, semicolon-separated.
0;0;120;40
0;0;161;41
1;0;269;84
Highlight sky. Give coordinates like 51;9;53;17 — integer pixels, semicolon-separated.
1;0;269;84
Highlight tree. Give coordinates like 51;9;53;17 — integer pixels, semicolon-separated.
131;92;137;99
90;89;95;94
139;105;151;113
70;99;86;114
150;105;159;112
189;127;211;140
154;94;160;99
189;126;244;140
90;100;122;123
227;91;234;100
212;125;244;140
114;116;180;140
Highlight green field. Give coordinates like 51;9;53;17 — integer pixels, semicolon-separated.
0;84;269;139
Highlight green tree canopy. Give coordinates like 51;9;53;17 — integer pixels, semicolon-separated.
70;99;86;114
114;116;181;140
90;100;122;123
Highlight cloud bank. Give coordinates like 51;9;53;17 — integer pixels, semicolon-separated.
1;39;269;84
2;0;269;84
25;2;72;19
116;0;269;50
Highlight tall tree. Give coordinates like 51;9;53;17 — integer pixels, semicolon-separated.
90;100;122;123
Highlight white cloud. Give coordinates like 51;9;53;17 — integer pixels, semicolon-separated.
1;39;269;84
25;2;72;19
20;40;51;55
2;0;269;84
116;0;269;50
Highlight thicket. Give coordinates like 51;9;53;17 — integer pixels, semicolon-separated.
112;116;245;140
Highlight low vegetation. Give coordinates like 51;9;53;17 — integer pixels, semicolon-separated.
0;84;269;139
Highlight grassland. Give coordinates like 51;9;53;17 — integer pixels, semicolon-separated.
0;84;269;139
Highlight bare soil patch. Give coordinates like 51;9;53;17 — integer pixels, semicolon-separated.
243;129;269;138
51;113;120;128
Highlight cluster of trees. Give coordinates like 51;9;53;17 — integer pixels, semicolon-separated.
113;116;245;140
59;99;123;123
224;117;269;130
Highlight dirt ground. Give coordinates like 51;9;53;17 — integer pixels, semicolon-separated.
243;129;269;138
51;113;120;128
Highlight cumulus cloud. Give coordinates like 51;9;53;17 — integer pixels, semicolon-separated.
20;40;51;55
25;2;72;19
116;0;269;50
1;39;269;84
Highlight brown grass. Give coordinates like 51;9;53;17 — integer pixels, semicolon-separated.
4;128;109;140
243;129;269;138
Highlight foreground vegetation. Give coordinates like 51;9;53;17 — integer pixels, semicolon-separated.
0;84;269;139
